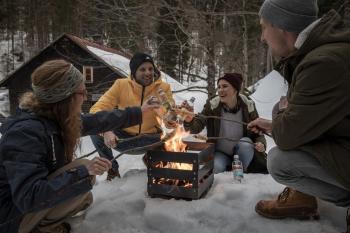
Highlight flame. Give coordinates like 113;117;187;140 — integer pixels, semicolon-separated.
163;125;189;152
152;116;194;188
158;116;192;169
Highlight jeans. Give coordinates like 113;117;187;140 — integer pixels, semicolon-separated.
214;137;255;174
268;147;350;207
90;130;161;172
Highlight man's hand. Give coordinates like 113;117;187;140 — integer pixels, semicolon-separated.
254;142;266;152
247;118;272;135
85;157;112;176
141;96;160;113
103;131;118;148
164;119;178;129
163;110;178;129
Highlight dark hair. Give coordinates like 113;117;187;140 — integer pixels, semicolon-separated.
217;73;243;93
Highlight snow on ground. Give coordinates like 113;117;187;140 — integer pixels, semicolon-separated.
73;71;348;233
75;137;346;233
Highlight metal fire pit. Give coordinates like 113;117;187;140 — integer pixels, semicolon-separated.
145;141;214;200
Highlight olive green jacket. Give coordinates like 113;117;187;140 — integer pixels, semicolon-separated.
273;10;350;190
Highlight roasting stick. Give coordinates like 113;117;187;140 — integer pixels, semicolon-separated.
193;134;256;145
78;134;153;159
110;130;177;162
175;107;272;138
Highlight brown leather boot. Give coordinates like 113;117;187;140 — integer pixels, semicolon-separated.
255;187;320;220
106;168;121;181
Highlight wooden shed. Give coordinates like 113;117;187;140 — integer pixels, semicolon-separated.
0;33;131;116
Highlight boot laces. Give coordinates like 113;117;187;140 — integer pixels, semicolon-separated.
277;187;291;203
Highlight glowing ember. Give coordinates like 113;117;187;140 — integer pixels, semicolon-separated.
152;178;193;188
155;161;192;170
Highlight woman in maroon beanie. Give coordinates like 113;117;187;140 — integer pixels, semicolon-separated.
184;73;267;174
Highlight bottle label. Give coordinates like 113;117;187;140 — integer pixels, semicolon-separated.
233;163;244;182
233;169;244;179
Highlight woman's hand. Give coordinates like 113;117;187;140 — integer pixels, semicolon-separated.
103;131;118;148
279;96;288;110
180;100;194;122
247;118;272;135
254;142;265;152
86;157;112;176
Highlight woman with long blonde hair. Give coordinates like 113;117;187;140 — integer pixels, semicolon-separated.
0;59;159;233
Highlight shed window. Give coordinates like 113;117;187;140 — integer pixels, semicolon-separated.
83;66;93;83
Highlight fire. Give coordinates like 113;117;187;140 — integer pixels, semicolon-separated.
156;114;190;153
158;119;192;170
152;115;193;187
163;125;189;152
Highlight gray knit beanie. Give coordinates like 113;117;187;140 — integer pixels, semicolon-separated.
259;0;319;33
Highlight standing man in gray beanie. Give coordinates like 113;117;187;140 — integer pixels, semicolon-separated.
247;0;350;230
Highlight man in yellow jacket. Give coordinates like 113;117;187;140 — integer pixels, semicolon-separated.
90;52;174;180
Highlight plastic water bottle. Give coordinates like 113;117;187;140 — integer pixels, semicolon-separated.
177;97;196;124
232;154;244;183
187;97;195;111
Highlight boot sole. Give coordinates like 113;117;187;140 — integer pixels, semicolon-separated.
255;205;320;220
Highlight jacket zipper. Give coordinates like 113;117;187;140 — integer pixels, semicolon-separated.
138;86;145;134
50;135;57;166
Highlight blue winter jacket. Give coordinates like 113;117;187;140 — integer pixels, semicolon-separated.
0;107;142;233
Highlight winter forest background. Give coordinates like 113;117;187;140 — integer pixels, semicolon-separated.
1;1;350;232
1;0;349;99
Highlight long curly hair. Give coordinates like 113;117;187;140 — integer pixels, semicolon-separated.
19;59;82;162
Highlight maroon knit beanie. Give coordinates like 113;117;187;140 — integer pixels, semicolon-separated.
217;73;243;92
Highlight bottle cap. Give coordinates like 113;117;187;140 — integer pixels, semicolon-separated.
233;154;239;159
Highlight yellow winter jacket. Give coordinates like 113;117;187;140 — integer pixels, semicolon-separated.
90;76;174;135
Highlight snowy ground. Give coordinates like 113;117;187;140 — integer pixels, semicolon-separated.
72;71;348;233
74;136;346;233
